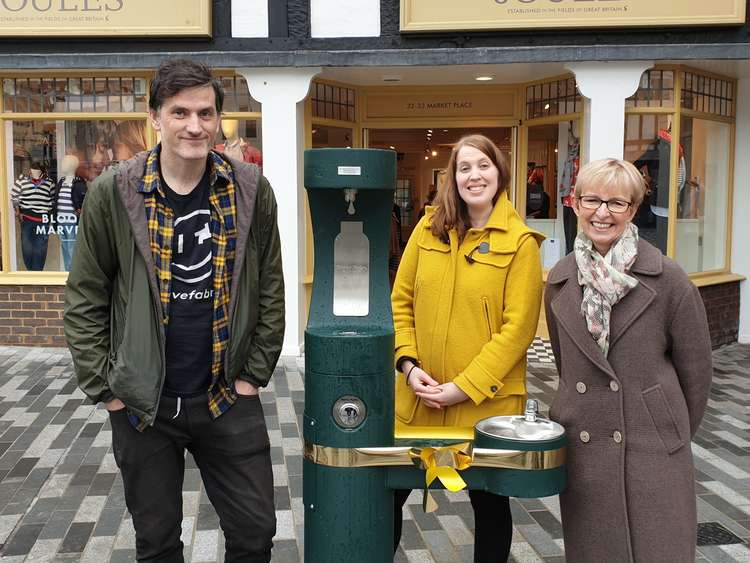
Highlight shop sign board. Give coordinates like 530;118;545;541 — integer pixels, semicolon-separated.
401;0;746;32
0;0;211;37
364;90;517;120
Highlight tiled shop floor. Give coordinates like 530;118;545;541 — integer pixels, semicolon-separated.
0;343;747;562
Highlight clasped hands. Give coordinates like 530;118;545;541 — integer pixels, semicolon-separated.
406;364;469;409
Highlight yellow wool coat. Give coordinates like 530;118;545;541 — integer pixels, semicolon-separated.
392;192;544;429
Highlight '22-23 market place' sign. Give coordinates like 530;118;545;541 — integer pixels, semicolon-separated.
0;0;211;37
400;0;746;32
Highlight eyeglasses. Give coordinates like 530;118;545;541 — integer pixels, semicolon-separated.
577;195;632;214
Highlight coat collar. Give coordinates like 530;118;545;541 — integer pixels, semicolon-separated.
423;192;544;253
547;238;662;285
548;238;662;379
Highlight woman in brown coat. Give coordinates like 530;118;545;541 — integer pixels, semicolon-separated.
544;158;712;562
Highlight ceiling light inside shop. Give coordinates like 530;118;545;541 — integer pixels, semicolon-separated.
424;156;429;160
475;75;494;81
431;150;438;157
544;103;550;110
389;145;395;150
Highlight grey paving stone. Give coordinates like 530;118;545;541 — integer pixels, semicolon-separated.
59;521;95;553
2;523;44;556
0;344;744;561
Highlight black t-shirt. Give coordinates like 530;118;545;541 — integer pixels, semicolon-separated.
162;169;214;397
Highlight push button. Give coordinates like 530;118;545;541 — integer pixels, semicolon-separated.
610;381;620;392
579;431;590;443
613;430;623;443
576;382;587;394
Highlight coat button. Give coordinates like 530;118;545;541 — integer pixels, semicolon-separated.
610;381;620;392
613;430;623;443
579;430;590;443
490;385;498;393
576;382;587;394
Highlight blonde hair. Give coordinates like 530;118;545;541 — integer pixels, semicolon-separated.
574;158;647;206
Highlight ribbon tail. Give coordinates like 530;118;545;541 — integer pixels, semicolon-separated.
422;488;438;513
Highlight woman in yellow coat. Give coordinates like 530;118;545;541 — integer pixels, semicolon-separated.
391;134;544;561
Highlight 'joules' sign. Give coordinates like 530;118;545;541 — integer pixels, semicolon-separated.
0;1;123;11
401;0;746;32
0;0;211;36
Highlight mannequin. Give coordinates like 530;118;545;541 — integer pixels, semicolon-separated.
11;162;55;271
215;119;263;166
559;129;580;254
55;154;88;271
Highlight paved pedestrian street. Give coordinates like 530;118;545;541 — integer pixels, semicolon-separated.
0;342;747;562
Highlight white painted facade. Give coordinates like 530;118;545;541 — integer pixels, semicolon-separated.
240;67;321;356
732;78;750;343
231;0;269;38
310;0;381;38
566;62;653;162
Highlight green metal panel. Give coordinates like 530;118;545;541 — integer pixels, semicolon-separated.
303;149;397;562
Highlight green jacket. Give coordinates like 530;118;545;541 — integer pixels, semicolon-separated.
64;151;285;425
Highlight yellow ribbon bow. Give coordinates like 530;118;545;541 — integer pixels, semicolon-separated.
411;442;473;512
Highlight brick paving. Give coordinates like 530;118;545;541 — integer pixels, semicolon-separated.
0;342;746;562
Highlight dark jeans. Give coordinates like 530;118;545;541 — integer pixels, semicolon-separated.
20;219;48;271
109;394;275;563
394;489;513;563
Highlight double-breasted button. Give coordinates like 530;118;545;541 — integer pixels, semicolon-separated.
613;430;623;443
610;381;620;392
579;431;590;443
576;382;587;394
490;385;498;393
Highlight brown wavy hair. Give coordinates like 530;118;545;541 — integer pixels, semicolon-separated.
431;134;510;242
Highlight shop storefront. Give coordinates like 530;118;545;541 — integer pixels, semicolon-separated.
0;0;747;353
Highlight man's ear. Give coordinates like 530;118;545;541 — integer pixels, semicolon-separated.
149;109;161;131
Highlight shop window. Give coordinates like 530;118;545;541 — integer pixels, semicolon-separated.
681;72;734;118
674;117;730;273
311;82;356;122
394;179;412;227
214;119;263;166
2;77;147;113
312;125;352;148
625;70;674;109
524;121;579;267
217;75;261;113
6;119;149;273
525;78;581;120
623;114;673;255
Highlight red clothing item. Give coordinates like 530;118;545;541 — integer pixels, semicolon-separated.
215;141;263;167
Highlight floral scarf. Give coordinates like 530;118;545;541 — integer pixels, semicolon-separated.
574;223;640;357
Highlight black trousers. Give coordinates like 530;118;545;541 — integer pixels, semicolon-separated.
393;489;513;562
109;394;275;563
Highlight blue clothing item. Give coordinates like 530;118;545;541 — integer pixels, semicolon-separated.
60;235;77;272
21;219;48;271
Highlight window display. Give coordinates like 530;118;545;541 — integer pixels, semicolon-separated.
675;118;730;273
6;119;149;272
623;114;672;254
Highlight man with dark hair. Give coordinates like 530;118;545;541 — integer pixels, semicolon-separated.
64;58;284;562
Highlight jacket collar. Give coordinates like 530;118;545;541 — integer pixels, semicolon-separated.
136;144;233;196
547;237;662;284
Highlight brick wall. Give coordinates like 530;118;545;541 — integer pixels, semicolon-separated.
698;281;740;349
0;281;741;350
0;286;66;346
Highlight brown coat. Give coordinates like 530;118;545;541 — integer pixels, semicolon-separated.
544;240;712;563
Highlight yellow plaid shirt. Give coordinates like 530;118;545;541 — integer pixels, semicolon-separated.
134;145;239;428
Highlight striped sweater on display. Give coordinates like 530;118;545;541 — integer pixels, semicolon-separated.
11;175;55;219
